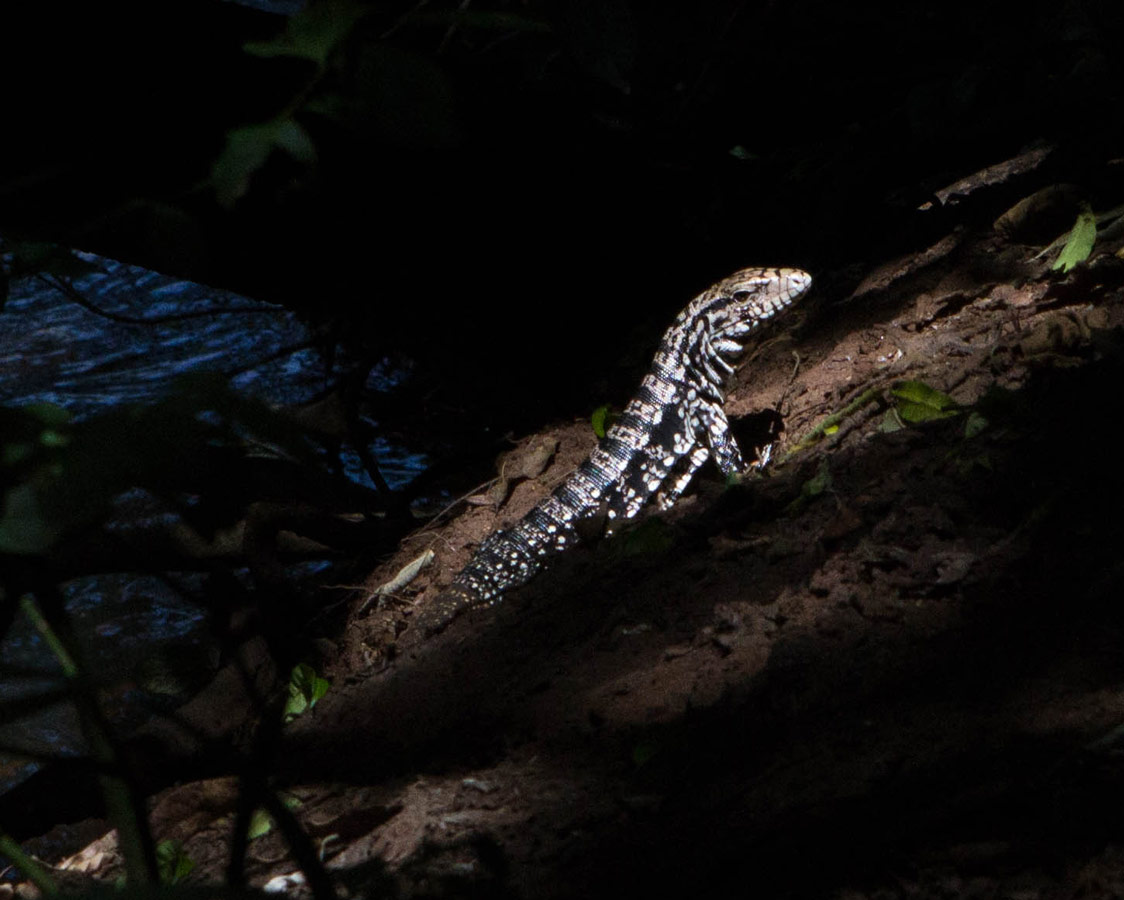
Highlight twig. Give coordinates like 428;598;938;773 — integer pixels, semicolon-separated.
36;273;287;325
20;592;158;887
415;476;501;531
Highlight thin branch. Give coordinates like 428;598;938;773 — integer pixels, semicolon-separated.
36;273;288;326
222;338;322;380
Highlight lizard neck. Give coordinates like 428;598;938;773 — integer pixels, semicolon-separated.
653;318;731;401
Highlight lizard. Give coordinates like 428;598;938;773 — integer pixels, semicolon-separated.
415;266;812;635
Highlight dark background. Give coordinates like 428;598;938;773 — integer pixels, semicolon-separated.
2;0;1121;445
4;4;1124;892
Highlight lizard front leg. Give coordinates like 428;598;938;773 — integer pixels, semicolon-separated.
652;443;710;511
699;403;747;475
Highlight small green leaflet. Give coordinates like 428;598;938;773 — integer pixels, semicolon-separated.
963;411;989;439
248;794;302;840
243;0;367;66
28;403;71;448
273;120;317;163
212;118;317;207
591;405;611;438
1052;204;1096;273
783;458;832;515
801;459;833;498
1;403;70;467
155;840;195;885
890;381;960;424
284;663;330;722
248;808;274;840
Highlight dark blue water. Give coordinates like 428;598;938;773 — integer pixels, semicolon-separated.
6;253;321;413
0;246;426;791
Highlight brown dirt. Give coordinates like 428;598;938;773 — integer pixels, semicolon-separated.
20;227;1124;898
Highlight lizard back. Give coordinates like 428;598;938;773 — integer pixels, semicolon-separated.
418;266;812;634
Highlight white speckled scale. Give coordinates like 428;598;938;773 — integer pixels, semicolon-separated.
421;266;812;634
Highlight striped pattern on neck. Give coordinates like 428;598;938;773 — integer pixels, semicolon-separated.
419;266;812;635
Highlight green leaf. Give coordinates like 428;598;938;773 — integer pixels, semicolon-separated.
244;0;367;65
728;145;758;161
963;411;989;438
2;405;71;466
591;405;610;438
155;840;195;885
890;380;960;423
24;403;71;430
211;118;317;207
801;459;833;498
249;793;301;838
247;808;274;840
879;409;905;433
211;123;280;207
284;663;330;722
38;430;68;449
273;119;317;164
1052;204;1096;272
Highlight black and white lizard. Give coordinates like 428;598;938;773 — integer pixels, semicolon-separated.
418;266;812;634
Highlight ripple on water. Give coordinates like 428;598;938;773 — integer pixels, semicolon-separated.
0;246;427;777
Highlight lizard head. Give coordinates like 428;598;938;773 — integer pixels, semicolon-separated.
705;267;813;340
658;266;813;387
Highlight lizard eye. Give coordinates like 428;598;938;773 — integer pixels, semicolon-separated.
732;290;752;302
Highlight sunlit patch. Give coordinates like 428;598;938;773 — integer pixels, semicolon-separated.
440;267;811;615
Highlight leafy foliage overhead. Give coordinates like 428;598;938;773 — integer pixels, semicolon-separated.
0;375;317;557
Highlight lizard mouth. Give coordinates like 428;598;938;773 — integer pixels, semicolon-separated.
774;268;812;302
